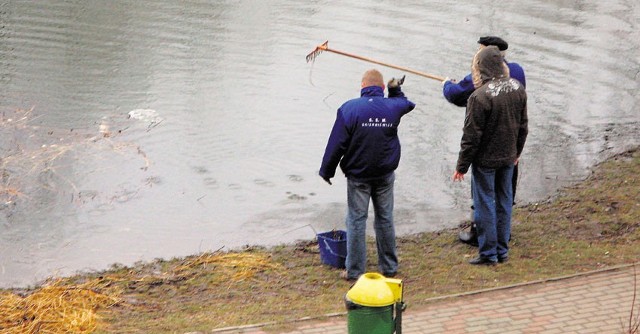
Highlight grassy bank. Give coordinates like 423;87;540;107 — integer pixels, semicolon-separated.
2;148;639;333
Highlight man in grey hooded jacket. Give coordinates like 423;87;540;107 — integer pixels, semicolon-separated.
453;46;528;265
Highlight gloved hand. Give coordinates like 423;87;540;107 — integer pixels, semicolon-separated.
322;176;332;185
442;77;451;86
387;75;406;88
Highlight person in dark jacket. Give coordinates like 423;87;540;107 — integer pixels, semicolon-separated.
319;69;416;280
443;36;526;246
453;46;528;265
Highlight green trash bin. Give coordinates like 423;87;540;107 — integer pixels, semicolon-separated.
345;297;395;334
344;272;404;334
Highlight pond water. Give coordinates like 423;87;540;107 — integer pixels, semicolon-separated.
0;0;638;288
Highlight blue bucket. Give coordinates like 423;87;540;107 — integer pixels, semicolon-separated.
317;230;347;269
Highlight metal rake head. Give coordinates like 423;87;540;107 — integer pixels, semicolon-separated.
305;40;329;63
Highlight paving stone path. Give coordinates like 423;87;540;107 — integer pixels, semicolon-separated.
207;264;639;334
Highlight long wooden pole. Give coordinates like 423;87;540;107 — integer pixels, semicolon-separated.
307;41;446;82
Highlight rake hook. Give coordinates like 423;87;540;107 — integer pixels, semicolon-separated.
305;40;445;82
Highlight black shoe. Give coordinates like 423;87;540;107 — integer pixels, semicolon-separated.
469;256;497;266
498;255;509;263
382;271;397;278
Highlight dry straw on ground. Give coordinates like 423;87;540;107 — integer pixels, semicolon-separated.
174;252;282;282
0;251;277;333
0;281;119;334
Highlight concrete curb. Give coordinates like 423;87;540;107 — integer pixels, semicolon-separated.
206;312;347;334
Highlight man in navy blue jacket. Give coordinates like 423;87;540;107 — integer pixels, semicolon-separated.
319;69;416;281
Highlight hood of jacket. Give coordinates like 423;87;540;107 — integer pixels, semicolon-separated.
472;46;510;89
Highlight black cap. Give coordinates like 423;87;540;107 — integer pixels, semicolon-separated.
477;36;508;51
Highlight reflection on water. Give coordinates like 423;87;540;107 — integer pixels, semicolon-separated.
0;0;638;287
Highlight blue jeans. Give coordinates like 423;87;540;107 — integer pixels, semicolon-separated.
472;164;514;261
345;172;398;279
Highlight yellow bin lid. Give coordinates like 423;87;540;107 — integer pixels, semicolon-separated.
346;272;403;307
